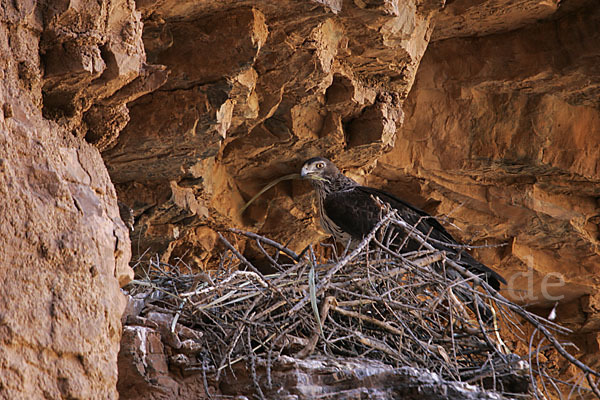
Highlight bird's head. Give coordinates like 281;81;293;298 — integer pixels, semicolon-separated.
300;157;338;184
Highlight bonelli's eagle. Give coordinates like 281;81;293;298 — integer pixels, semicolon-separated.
301;157;506;291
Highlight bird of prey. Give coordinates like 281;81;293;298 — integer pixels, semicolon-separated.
300;157;506;291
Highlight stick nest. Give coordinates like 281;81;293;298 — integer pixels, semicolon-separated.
127;211;600;399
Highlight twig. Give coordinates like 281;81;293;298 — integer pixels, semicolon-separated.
331;305;403;336
288;211;396;314
229;228;300;261
247;329;266;400
125;211;600;399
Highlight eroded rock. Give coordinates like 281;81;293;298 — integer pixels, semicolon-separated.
104;0;439;264
221;356;506;400
372;1;600;308
0;0;140;397
40;0;165;147
118;311;508;400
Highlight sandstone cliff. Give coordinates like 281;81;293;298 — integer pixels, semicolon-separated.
1;0;599;398
0;0;142;397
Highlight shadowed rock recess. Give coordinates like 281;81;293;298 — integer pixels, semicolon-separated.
1;0;599;398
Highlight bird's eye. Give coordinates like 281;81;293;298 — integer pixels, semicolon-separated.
316;162;325;169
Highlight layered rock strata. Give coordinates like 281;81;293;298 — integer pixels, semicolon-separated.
1;0;142;397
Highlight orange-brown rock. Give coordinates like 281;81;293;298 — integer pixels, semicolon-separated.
3;0;600;397
373;0;600;309
104;0;438;264
0;0;144;398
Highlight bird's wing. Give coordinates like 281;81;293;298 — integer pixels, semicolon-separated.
322;187;382;240
322;185;441;241
324;186;506;289
354;187;460;244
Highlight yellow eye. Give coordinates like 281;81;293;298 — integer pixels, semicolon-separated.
316;162;325;169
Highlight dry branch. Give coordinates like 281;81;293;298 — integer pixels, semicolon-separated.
126;212;599;399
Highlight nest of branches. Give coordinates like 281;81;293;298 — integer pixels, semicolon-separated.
127;211;600;399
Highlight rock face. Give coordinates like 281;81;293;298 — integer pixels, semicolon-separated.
118;306;506;400
2;0;600;398
103;0;437;264
373;0;600;308
0;1;140;398
221;357;505;400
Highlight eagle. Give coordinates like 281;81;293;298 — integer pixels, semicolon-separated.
300;157;506;291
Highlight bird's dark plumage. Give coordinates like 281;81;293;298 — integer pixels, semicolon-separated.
301;157;506;290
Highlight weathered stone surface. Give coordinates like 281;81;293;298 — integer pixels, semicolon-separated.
222;356;505;400
0;0;139;398
371;1;600;308
118;305;506;400
40;0;165;147
104;0;437;263
118;301;210;400
432;0;596;41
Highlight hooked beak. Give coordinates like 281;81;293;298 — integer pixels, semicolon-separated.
301;167;326;182
300;165;310;178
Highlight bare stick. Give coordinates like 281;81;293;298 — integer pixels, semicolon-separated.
229;228;300;261
288;211;396;314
